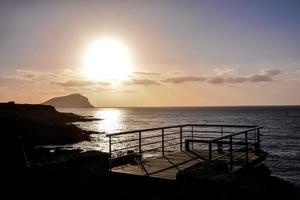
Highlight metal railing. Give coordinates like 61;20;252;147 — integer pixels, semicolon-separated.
106;124;262;171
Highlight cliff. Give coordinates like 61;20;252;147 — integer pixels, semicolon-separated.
42;93;94;108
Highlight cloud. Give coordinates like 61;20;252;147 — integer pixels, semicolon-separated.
246;69;281;83
226;77;247;84
207;77;225;84
263;69;281;76
162;76;206;84
124;78;161;86
133;71;159;76
5;69;40;82
51;80;95;87
247;74;272;82
163;69;281;85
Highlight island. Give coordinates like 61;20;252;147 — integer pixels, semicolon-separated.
42;93;95;108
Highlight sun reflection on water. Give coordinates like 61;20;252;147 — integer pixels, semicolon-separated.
95;108;124;134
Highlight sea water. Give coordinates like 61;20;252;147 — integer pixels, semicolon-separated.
58;106;300;186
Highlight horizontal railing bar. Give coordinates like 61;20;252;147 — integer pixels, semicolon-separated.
164;142;182;148
212;143;256;153
141;131;181;140
140;137;183;149
112;131;259;147
107;125;188;136
186;130;235;134
111;131;188;145
188;124;258;128
210;145;245;153
189;136;219;140
106;124;259;136
111;144;140;152
142;147;162;153
210;127;262;142
112;137;189;153
111;138;139;145
215;143;232;150
140;134;162;140
142;140;162;147
143;141;183;153
164;137;181;143
212;151;232;160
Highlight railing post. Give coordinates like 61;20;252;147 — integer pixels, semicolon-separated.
229;136;233;171
245;131;248;163
217;125;223;153
221;125;223;137
162;128;165;157
139;131;142;161
209;142;212;161
191;125;194;149
108;135;112;171
180;126;183;151
257;128;260;151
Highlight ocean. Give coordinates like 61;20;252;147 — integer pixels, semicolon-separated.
57;106;300;186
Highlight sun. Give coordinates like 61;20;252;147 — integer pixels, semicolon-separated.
83;38;132;81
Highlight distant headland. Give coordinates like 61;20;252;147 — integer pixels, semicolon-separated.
42;93;94;108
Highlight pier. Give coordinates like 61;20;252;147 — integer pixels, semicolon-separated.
107;124;264;180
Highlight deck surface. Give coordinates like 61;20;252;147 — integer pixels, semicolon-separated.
112;150;259;180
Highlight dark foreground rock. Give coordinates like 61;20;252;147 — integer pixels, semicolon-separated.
0;102;100;181
6;160;300;200
31;150;109;185
2;146;300;200
176;161;300;200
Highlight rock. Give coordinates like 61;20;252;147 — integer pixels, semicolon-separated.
0;102;97;123
177;161;229;183
27;150;109;195
42;93;94;108
0;102;98;177
176;162;300;200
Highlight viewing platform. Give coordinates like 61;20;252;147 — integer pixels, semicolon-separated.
107;124;265;180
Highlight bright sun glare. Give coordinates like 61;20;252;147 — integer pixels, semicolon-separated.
83;38;132;81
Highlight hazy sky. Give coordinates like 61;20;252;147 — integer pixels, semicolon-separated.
0;0;300;106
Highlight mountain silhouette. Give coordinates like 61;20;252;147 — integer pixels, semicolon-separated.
42;93;94;108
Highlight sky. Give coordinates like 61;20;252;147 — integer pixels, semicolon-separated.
0;0;300;107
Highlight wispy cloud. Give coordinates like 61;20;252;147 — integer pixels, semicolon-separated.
124;78;161;86
4;69;40;82
163;69;282;85
162;76;206;83
133;71;159;76
51;80;95;87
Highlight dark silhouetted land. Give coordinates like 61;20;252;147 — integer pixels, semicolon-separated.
42;93;94;108
0;102;299;199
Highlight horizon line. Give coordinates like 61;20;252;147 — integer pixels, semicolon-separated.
93;104;300;108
